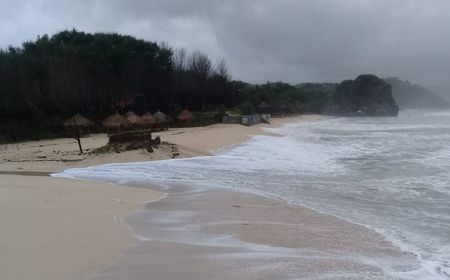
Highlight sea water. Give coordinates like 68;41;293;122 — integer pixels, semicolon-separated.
55;111;450;279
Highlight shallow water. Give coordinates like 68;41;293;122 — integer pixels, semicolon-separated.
56;111;450;279
86;188;417;280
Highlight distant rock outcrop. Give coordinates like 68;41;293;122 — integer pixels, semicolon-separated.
384;77;450;109
329;74;399;116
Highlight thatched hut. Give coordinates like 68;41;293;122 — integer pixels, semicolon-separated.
124;111;144;126
102;113;131;131
141;112;156;128
176;109;195;123
63;114;94;128
153;110;171;130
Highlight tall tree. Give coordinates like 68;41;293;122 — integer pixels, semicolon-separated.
187;51;212;111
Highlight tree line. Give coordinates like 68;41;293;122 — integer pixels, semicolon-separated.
0;30;235;141
0;30;331;142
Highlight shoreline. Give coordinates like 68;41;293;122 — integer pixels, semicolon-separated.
0;116;315;280
0;116;306;174
0;115;420;279
87;187;418;280
78;114;419;279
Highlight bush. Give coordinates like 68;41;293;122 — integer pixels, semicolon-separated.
239;102;255;115
214;105;227;122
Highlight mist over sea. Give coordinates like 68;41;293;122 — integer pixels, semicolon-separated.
57;111;450;279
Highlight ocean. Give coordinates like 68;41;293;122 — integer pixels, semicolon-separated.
55;111;450;279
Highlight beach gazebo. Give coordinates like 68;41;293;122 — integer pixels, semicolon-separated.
153;110;171;130
176;109;195;124
124;111;144;126
102;113;131;132
63;114;94;154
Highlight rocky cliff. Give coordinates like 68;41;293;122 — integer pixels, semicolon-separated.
330;74;399;116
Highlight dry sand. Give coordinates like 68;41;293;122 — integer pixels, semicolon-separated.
0;115;324;280
0;175;162;280
0;116;307;173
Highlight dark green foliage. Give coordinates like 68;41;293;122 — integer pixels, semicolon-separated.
214;105;227;122
332;75;399;116
0;30;336;142
187;111;220;127
239;82;331;114
239;102;255;115
0;30;176;141
0;30;234;141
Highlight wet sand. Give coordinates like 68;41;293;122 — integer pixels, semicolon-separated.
87;187;418;280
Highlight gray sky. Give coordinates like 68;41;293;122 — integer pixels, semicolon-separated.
1;0;450;86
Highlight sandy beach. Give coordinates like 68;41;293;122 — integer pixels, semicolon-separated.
0;116;304;173
0;175;162;280
0;116;315;280
0;115;416;280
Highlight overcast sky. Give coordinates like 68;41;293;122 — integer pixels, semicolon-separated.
1;0;450;86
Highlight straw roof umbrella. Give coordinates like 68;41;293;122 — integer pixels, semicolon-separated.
153;110;171;123
102;113;131;130
176;109;195;122
153;110;171;130
141;112;156;127
63;114;94;154
124;111;145;126
63;114;94;128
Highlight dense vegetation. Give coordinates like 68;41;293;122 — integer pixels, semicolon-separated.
0;30;331;142
0;31;406;142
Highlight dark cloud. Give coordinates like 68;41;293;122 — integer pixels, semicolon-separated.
2;0;450;85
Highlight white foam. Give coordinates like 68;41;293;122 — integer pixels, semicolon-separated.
55;112;450;280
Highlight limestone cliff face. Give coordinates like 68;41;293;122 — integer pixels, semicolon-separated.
330;74;399;117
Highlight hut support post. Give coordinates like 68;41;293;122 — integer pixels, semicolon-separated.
76;130;83;154
73;117;83;154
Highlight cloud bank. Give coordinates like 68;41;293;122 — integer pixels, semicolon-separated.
2;0;450;85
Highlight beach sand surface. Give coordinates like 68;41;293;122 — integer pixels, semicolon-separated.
0;116;308;173
2;114;415;280
0;116;322;280
88;189;417;280
0;175;162;280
